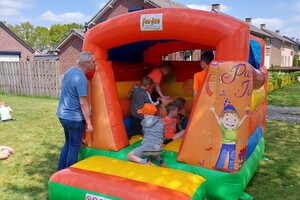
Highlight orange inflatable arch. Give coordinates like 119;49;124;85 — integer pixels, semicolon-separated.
49;8;268;200
83;8;251;152
82;8;266;169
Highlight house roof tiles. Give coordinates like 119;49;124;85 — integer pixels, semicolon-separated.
249;24;273;38
283;36;300;46
261;28;292;43
54;29;85;51
210;11;272;38
148;0;187;8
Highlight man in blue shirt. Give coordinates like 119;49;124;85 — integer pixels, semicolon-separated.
56;52;96;170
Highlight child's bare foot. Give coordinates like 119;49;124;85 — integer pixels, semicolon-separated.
146;158;156;166
159;159;167;167
160;162;167;168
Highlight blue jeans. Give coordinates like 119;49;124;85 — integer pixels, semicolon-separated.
57;118;85;170
215;144;236;171
127;116;143;139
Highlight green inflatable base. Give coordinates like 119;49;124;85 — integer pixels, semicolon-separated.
77;137;264;200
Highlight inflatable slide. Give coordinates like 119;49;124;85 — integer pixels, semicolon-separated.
49;8;268;200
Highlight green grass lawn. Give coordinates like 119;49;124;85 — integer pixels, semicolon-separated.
245;121;300;199
244;81;300;199
0;95;62;200
267;81;300;107
0;82;299;200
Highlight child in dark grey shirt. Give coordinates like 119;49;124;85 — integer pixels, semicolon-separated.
127;103;166;167
128;76;160;139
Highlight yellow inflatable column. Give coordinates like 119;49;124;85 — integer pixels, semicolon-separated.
178;61;253;172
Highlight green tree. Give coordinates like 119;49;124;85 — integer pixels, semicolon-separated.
14;22;35;47
293;54;299;67
49;23;83;48
5;22;83;53
66;23;83;30
6;23;15;32
33;26;51;53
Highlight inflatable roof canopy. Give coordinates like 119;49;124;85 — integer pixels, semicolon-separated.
49;8;268;200
82;8;267;171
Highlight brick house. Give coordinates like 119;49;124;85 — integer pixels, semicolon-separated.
283;36;300;66
54;29;84;73
54;0;187;73
244;18;273;68
211;4;275;69
283;36;300;55
213;4;296;68
0;21;35;61
261;25;294;67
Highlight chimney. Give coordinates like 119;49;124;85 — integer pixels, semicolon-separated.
212;4;220;12
296;39;299;42
275;30;280;34
260;24;266;29
292;37;295;40
245;18;252;24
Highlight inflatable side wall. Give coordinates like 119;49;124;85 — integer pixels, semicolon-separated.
177;61;253;172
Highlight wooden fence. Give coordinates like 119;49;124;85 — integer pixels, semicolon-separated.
0;61;62;98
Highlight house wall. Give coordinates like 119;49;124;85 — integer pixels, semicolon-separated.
282;42;293;67
264;47;271;68
59;36;83;74
270;38;282;67
167;50;201;61
261;36;271;68
293;44;299;53
0;27;34;61
248;32;272;68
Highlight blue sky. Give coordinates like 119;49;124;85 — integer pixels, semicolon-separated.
1;0;300;39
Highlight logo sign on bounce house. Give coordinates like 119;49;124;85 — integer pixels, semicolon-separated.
85;193;112;200
140;13;163;31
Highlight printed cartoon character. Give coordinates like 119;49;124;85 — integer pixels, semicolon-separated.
210;91;248;172
238;147;247;167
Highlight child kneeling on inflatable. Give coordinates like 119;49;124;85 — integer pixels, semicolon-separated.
127;103;166;167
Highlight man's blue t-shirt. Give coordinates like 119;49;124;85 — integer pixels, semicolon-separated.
56;66;88;121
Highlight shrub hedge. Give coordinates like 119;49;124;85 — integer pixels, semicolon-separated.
268;71;299;92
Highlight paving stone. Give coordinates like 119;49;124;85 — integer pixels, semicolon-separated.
266;105;300;123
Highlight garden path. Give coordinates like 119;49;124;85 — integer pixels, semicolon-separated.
266;105;300;123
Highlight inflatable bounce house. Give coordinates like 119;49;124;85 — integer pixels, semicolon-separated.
49;8;268;200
